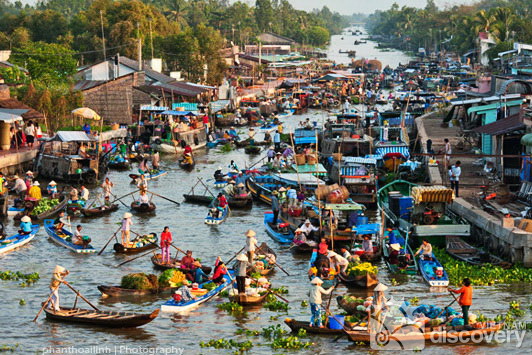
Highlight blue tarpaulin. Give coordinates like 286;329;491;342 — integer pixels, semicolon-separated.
294;129;317;144
161;110;196;116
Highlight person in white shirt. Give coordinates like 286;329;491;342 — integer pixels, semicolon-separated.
80;186;89;201
137;190;150;205
450;161;462;197
444;138;452;165
299;219;319;242
245;229;258;262
308;277;334;328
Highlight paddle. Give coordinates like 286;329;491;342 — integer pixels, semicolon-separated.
116;249;159;267
146;190;181;206
33;286;60;322
169;243;187;255
257;246;290;276
62;280;100;311
226;246;246;265
323;280;338;327
434;290;459;319
111;190;139;207
98;225;122;255
110;192;129;208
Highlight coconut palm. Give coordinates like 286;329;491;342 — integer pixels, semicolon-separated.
492;7;516;42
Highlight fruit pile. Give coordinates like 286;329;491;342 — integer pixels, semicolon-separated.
345;262;378;277
30;198;60;216
158;269;186;288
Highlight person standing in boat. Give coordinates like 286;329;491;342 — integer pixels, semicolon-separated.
266;147;275;163
11;175;27;201
271;190;280;224
368;283;389;332
449;278;473;327
160;226;172;264
80;185;89;201
308;277;334;328
121;212;133;246
245;230;258;262
235;254;249;294
47;265;69;312
137;174;148;192
101;177;114;198
273;130;281;151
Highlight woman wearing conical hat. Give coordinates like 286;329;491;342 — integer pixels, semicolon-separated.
48;265;69;312
121;213;133;246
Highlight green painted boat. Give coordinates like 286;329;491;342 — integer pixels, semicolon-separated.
382;229;418;275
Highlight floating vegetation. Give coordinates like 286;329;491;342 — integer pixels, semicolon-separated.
18;299;25;306
434;248;532;286
199;338;253;351
217;302;246;316
220;143;232;153
219;290;229;298
300;300;308;307
264;295;289;312
261;324;287;339
271;336;312;350
270;286;288;294
0;270;39;287
0;344;19;352
409;296;419;306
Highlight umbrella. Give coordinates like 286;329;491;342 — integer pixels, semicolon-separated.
72;107;101;120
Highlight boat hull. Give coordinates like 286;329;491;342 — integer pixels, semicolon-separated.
44;220;96;254
44;307;159;328
0;225;39;255
263;212;293;244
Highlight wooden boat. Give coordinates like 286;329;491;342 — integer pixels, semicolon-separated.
81;204;119;217
97;285;177;298
336;296;369;318
446;236;511;268
419;253;449;287
108;158;130;170
204;205;229;225
150;254;212;274
129;170;168;183
377;180;470;247
183;193;253;209
351;223;383;262
43;219;96;254
290;242;315;254
228;292;268;306
382;229;418;275
113;233;158;254
246;174;324;205
0;224;39;255
160;271;234;313
244;145;261;154
285;319;345;335
66;201;85;216
179;159;195;170
254;242;277;276
263;211;293;245
338;272;379;289
16;196;68;221
130;201;156;213
344;323;504;344
43;307;159;328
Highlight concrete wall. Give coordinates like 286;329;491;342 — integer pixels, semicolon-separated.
0;149;37;175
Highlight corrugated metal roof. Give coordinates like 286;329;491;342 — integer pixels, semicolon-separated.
343;157;377;165
53;131;94;142
473;113;529;135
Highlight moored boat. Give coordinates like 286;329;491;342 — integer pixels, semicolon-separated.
338;272;379;289
150;254;212;275
43;307;159;328
382;229;418;275
113;233;158;254
179;159;195;170
418;253;449;287
284;319;345;335
228;292;269;306
263;211;293;245
44;219;96;253
0;224;39;255
183;193;253;209
445;236;511;268
160;271;234;313
97;285;177;298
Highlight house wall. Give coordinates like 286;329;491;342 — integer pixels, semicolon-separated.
82;72;146;124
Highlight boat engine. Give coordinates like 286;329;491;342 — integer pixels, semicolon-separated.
277;223;291;235
420;207;441;225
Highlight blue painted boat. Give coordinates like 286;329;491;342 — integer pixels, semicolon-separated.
278;109;295;118
246;174;324;205
264;211;293;244
43;219;96;254
204;205;229;225
145;169;168;181
160;271;234;313
382;229;418;275
419;253;449;287
0;224;39;255
8;206;24;216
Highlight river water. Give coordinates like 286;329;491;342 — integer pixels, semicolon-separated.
1;111;530;354
1;33;530;354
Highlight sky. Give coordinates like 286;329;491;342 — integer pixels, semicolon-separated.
285;0;477;15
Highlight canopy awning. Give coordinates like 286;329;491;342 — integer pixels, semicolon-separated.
72;107;101;120
324;203;364;211
291;163;328;176
275;173;325;186
51;131;94;142
0;111;23;123
473;114;529;135
160;110;196;116
140;105;168;111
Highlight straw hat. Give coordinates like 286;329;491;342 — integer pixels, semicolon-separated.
236;253;248;262
26;171;33;176
32;181;40;186
13;175;19;179
279;187;286;192
390;243;401;251
276;152;282;155
311;277;323;285
272;190;278;195
245;229;256;238
49;181;57;186
237;183;245;188
21;216;31;222
229;180;236;184
53;265;66;274
374;283;388;291
123;212;132;218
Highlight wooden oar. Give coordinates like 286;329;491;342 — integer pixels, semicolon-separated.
98;225;122;255
62;280;100;311
257;246;290;276
226;246;246;265
146;190;181;206
323;280;338;327
434;290;459;319
111;190;138;207
33;286;60;322
169;243;186;255
116;249;159;267
110;192;129;208
269;290;289;303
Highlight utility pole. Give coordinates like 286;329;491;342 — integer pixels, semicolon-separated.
100;10;106;63
149;20;154;60
137;22;142;71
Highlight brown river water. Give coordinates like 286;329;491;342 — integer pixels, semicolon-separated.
0;31;530;354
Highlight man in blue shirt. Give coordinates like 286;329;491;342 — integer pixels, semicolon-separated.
273;130;281;151
82;123;91;135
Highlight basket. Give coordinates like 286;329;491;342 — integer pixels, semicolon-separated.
295;154;306;165
332;153;342;161
306;155;318;165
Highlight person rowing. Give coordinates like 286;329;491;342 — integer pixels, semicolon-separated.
47;265;69;313
73;225;91;248
137;190;150;207
121;212;133;246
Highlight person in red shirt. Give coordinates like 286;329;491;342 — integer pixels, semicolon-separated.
318;238;329;255
181;250;195;269
449;278;473;326
160;226;172;264
212;258;228;284
184;144;192;155
217;193;228;208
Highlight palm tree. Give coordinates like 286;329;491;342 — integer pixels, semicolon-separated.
165;0;189;30
492;7;515;42
472;9;496;33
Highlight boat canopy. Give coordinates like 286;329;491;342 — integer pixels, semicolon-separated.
50;131;94;142
324;203;364;211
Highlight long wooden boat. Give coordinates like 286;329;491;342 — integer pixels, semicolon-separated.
97;285;177;298
0;224;39;255
338;272;378;289
113;233;158;254
228;292;268;306
15;196;68;221
382;229;418;275
284;319;344;335
44;219;96;254
290;242;315;254
43;307;159;328
377;180;470;247
419;253;449;287
336;296;370;318
246;174;325;205
446;236;511;268
204;205;229;225
160;271;234;313
130;201;156;213
182;193;253;209
263;211;293;244
344;323;504;344
351;223;383;262
150;254;212;275
254;242;277;276
81;204;119;217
